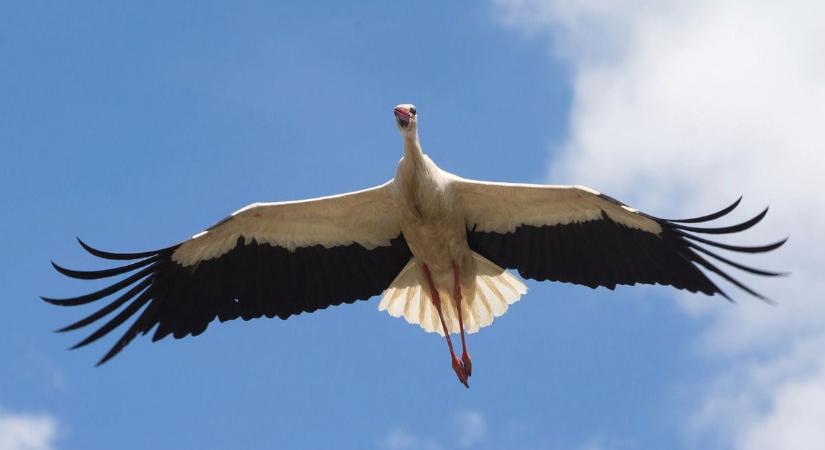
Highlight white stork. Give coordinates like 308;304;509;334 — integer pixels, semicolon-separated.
45;104;785;387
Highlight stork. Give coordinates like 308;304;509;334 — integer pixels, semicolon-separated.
44;104;785;388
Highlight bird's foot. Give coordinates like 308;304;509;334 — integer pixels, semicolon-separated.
452;356;469;388
461;352;472;378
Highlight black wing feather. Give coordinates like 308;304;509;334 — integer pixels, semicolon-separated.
467;198;784;301
664;196;742;223
46;235;411;363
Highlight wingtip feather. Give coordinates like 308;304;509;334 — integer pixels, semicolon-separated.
40;296;66;306
669;206;769;234
76;237;177;260
95;353;113;367
665;196;743;223
717;288;734;303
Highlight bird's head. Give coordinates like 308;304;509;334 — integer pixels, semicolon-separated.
394;104;418;136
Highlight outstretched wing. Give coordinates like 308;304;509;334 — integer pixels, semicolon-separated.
45;181;411;364
457;179;785;300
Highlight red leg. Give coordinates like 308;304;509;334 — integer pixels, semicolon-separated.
421;263;469;388
453;262;472;378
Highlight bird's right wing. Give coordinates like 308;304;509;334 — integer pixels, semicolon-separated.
44;181;412;364
455;178;786;299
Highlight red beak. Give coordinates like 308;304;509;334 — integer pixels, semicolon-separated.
394;107;411;119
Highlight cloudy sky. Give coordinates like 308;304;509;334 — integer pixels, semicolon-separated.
2;2;822;449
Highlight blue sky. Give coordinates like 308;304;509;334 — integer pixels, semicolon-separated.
3;2;817;450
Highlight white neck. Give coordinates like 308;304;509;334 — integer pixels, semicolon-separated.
403;131;423;162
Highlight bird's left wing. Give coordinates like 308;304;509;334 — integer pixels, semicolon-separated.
45;181;411;364
456;178;785;300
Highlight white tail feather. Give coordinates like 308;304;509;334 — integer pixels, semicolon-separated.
378;253;527;335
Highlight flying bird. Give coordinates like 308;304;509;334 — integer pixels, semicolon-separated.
45;104;785;387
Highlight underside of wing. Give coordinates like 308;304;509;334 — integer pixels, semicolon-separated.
44;182;412;364
458;179;786;301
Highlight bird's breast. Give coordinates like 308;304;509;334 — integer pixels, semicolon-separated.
392;176;469;274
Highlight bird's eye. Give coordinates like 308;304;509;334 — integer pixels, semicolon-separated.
409;107;417;116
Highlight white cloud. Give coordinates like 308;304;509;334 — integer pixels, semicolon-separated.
381;427;442;450
0;409;59;450
739;366;825;450
455;410;486;448
494;0;825;449
691;335;825;450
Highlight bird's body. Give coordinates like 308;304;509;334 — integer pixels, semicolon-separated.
393;136;475;291
44;103;786;388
